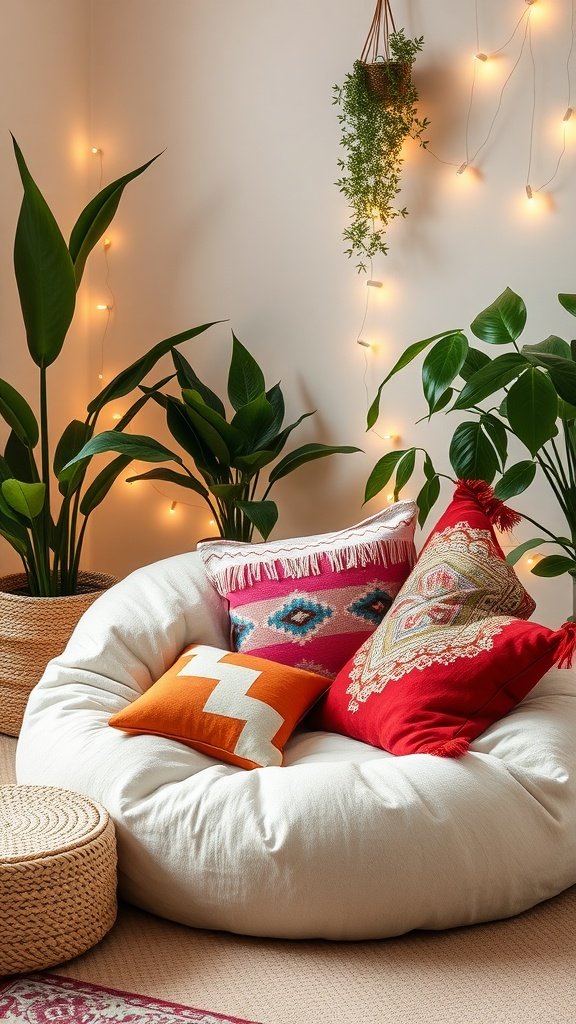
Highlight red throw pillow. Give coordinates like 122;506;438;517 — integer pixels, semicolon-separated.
315;480;576;757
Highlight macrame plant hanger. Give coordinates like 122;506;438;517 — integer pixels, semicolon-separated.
359;0;410;103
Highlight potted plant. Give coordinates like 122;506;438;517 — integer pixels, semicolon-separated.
333;0;429;272
65;332;361;542
0;137;217;735
364;286;576;613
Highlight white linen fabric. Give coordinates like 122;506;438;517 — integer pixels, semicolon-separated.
16;551;576;940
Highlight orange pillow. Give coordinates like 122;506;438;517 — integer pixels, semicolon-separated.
108;644;329;769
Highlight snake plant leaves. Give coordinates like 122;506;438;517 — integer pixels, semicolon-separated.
69;153;162;287
422;332;468;414
449;422;499;482
364;449;409;503
559;293;576;317
505;537;548;566
172;349;226;418
453;353;529;410
80;455;132;516
87;322;221;415
228;334;266;412
0;379;39;447
235;500;278;541
494;461;536;501
126;467;209;499
367;331;459;429
470;287;527;345
506;368;558;456
62;431;184;470
529;554;576;577
12;136;77;368
2;479;46;520
269;443;360;485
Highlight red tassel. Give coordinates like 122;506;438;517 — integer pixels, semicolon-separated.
555;621;576;669
419;737;470;758
456;479;522;532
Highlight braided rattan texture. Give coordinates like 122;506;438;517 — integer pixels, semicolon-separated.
0;572;116;737
362;61;411;103
0;784;117;975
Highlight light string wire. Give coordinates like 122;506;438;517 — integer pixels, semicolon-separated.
97;240;116;381
533;0;575;193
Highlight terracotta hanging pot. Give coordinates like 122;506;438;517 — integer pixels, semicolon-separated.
0;571;116;737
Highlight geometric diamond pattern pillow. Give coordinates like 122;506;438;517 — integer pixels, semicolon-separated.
314;480;572;758
108;644;330;770
197;501;417;680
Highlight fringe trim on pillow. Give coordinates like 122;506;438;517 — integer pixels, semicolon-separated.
208;538;415;593
456;479;522;532
419;737;470;758
555;621;576;669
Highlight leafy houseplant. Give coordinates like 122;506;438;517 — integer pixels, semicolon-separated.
0;137;216;597
334;4;429;272
364;286;576;603
66;333;361;543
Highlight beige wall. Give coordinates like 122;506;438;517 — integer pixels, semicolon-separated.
1;1;574;624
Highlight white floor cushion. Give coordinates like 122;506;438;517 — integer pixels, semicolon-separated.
16;551;576;940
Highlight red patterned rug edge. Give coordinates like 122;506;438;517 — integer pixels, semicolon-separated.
0;972;263;1024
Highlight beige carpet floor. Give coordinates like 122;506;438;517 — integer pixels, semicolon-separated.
2;734;576;1024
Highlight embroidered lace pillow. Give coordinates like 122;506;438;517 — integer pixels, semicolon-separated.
108;644;330;770
198;502;417;679
314;481;574;758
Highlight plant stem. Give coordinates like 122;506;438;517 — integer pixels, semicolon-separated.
39;366;51;588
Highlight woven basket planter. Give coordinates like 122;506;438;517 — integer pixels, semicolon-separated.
0;572;116;738
361;60;412;104
0;784;117;975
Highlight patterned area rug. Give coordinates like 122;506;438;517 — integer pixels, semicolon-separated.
0;974;263;1023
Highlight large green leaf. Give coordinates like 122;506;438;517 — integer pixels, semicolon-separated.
230;394;276;452
232;450;277;472
364;449;409;503
184;404;231;466
182;389;242;453
394;448;416;498
522;335;571;359
454;353;529;409
172;349;226;418
480;414;508;469
506;537;549;566
63;431;184;470
506;368;558;456
269;411;315;457
422;332;469;414
12;136;77;367
165;398;219;478
367;331;460;429
2;479;45;520
4;431;38;483
0;379;39;447
559;293;576;317
268;443;359;485
53;420;90;476
459;347;490;382
522;351;576;406
494;461;536;500
235;500;278;540
69;153;161;287
416;474;440;528
80;455;132;516
449;422;499;482
87;321;220;415
530;555;576;577
471;287;527;345
125;467;209;499
228;334;266;411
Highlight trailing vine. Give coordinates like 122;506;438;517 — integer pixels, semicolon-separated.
334;30;429;272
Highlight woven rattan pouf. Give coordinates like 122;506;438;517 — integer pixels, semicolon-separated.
0;785;117;975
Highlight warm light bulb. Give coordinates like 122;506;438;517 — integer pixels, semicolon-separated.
367;279;383;289
526;552;543;567
91;146;102;155
111;413;121;421
525;184;534;200
382;433;399;441
563;107;574;122
98;373;103;380
386;493;394;502
96;303;112;311
103;237;112;250
456;162;468;175
475;52;488;62
169;501;177;515
209;519;216;527
357;339;371;349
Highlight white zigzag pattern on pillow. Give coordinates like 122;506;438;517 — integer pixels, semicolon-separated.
178;645;284;765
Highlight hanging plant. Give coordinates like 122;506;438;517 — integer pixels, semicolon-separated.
333;0;429;272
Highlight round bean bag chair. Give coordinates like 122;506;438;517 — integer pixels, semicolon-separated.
15;551;576;940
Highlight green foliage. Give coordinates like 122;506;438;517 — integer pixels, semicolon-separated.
365;286;576;581
333;31;429;272
70;334;361;543
0;138;217;595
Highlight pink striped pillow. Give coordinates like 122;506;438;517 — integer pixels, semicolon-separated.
198;502;417;679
